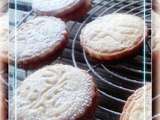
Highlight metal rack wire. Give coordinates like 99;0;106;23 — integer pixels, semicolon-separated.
70;0;151;119
9;0;151;120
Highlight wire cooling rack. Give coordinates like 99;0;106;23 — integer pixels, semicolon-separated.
9;0;151;120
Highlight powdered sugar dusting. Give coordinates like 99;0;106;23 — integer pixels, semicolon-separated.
121;84;151;120
32;0;81;15
10;16;66;60
81;13;145;53
16;64;95;120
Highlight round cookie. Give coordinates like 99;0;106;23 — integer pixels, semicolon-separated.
80;13;147;61
14;64;98;120
9;16;68;69
32;0;91;21
120;83;152;120
0;13;9;64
